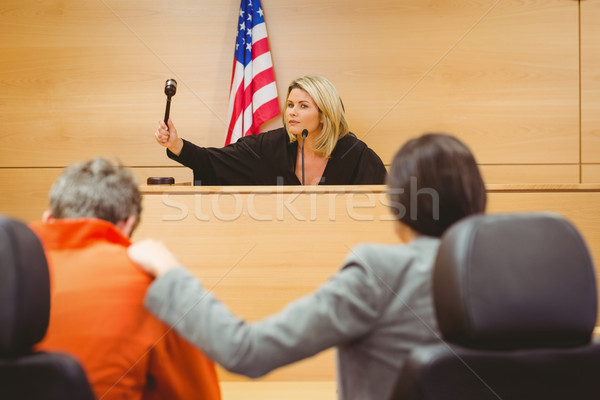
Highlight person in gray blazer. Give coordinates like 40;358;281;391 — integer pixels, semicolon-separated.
129;133;487;400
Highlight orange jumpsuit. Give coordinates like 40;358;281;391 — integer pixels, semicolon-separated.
31;218;221;400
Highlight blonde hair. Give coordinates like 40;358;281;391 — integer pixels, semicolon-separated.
284;76;349;158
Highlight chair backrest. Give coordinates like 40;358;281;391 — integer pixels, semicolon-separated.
389;212;600;400
0;216;96;400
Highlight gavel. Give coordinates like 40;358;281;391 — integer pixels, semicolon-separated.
147;79;178;186
163;78;177;127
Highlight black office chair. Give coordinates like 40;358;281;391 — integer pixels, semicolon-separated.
0;216;96;400
389;212;600;400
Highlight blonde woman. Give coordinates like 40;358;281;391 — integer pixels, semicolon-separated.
154;76;386;185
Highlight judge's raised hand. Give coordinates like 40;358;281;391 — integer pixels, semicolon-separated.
128;239;182;278
155;119;184;156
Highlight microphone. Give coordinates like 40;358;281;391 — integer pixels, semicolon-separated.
301;129;308;185
163;79;177;128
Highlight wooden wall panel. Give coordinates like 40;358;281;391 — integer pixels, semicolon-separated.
0;168;62;222
479;164;580;184
487;190;600;274
0;0;580;171
583;165;600;184
289;0;579;166
219;381;336;400
135;186;600;382
1;163;589;225
0;0;237;167
0;167;193;223
0;0;596;388
135;188;396;381
582;0;600;163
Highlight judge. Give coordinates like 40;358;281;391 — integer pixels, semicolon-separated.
154;76;387;185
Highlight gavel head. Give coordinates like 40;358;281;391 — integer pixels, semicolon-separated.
164;79;177;97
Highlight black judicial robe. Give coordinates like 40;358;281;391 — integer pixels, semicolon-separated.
167;128;387;186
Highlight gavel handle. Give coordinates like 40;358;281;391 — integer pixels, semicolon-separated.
164;96;172;127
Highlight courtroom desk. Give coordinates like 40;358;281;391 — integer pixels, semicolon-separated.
485;184;600;273
135;185;396;382
135;184;600;383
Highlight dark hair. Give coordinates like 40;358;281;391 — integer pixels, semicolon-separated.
387;133;486;237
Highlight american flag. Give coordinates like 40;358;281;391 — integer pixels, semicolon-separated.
225;0;280;145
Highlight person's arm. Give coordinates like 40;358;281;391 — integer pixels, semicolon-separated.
143;328;221;400
353;147;388;184
129;240;388;378
154;120;264;185
324;134;387;185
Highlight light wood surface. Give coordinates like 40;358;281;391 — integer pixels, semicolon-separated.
582;0;600;163
0;163;593;227
220;381;337;400
133;185;600;383
357;0;580;166
583;165;600;184
479;165;580;185
1;0;598;185
135;186;397;382
0;167;191;222
1;0;599;393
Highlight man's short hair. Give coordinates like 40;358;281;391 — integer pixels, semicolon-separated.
49;157;141;225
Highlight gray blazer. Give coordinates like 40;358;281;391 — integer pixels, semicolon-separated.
145;237;441;400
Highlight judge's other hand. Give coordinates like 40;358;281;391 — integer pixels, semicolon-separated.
128;239;182;278
155;119;183;156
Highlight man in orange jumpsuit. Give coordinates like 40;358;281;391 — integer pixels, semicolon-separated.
30;157;221;400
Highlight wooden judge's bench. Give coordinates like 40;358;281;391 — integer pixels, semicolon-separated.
134;184;600;399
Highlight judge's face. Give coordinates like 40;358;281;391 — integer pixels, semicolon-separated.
285;88;323;138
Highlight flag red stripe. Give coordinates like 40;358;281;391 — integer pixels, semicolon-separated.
226;1;279;145
251;38;270;59
251;97;280;134
242;68;276;106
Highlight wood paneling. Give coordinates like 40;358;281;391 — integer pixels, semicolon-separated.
136;185;600;381
486;189;600;274
0;168;62;222
135;187;398;320
0;0;237;167
0;0;597;386
0;0;581;171
0;167;193;222
220;381;336;399
582;0;600;162
328;0;580;166
2;162;591;225
135;187;396;381
479;164;580;184
583;165;600;184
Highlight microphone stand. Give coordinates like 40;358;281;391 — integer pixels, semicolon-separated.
301;129;308;185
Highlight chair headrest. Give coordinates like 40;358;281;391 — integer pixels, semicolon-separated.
434;212;597;350
0;216;50;356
